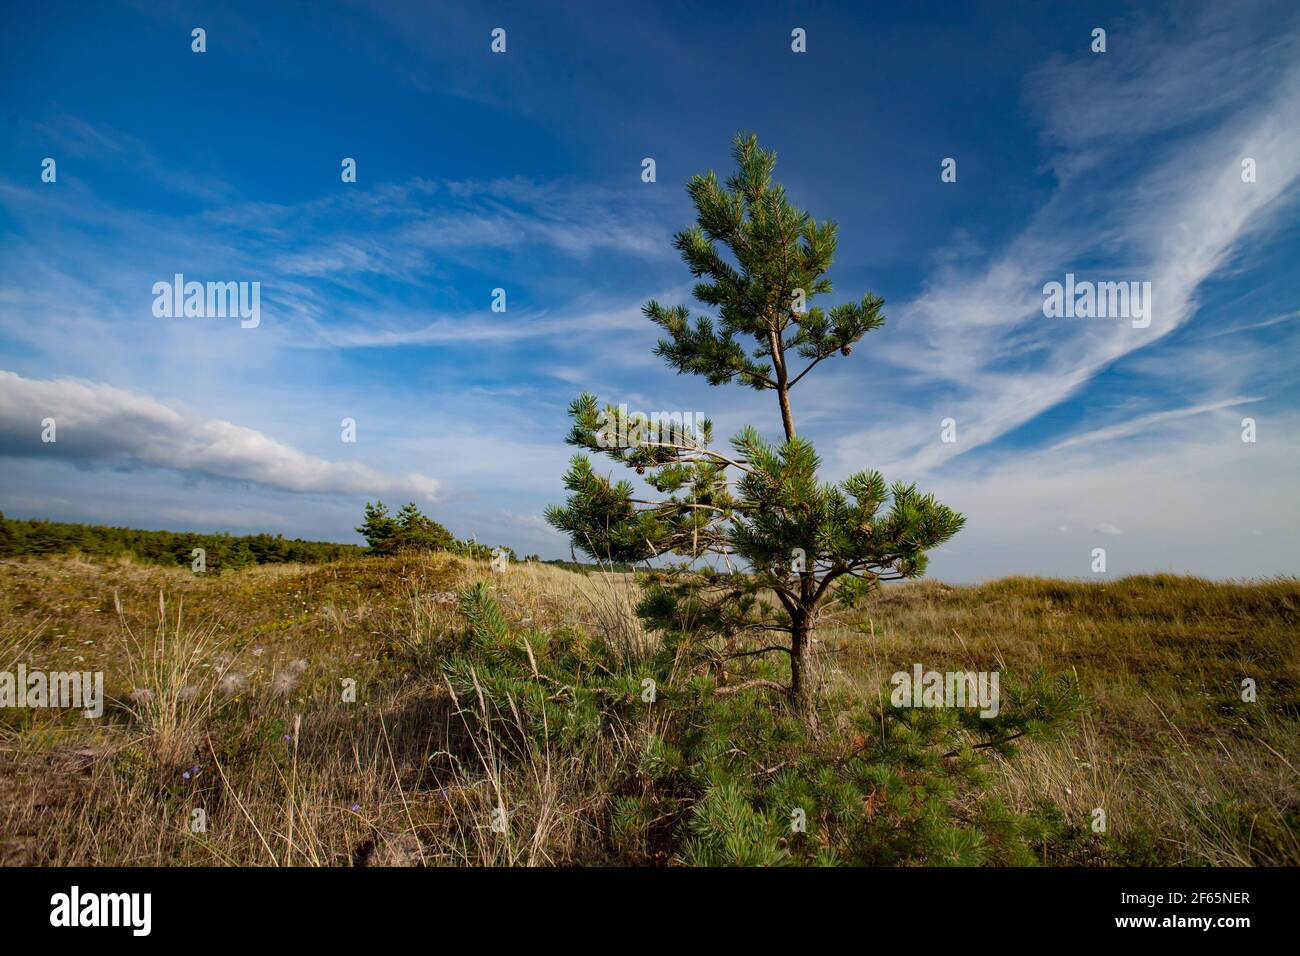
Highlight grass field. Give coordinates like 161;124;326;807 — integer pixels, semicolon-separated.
1;553;1296;866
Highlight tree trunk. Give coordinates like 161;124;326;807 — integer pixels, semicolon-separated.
777;386;797;442
768;329;796;441
789;613;817;727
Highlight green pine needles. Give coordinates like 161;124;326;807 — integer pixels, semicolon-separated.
547;134;966;719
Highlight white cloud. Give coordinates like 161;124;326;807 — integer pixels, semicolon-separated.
0;371;441;501
924;411;1300;581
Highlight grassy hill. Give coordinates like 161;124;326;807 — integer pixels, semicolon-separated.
1;552;1295;865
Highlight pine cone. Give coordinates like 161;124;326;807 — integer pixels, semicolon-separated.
840;344;853;356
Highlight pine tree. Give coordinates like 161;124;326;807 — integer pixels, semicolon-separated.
357;500;400;555
547;133;965;722
395;502;455;552
221;540;257;572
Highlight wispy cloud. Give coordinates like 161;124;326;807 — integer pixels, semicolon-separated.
1207;310;1300;338
830;3;1300;479
1047;396;1261;453
299;293;670;349
29;114;232;201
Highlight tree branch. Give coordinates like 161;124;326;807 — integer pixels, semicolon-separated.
787;351;833;388
714;679;787;697
943;731;1026;759
722;644;792;660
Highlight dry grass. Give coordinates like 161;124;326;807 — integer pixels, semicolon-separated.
815;575;1300;864
0;553;648;866
0;555;1295;865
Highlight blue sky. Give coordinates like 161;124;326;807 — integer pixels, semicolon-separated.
1;0;1297;581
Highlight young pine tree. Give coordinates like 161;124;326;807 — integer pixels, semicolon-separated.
546;134;965;722
396;502;455;552
359;501;455;555
357;501;399;555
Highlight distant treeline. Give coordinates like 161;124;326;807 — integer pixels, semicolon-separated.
0;512;364;571
0;510;636;574
538;558;637;574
